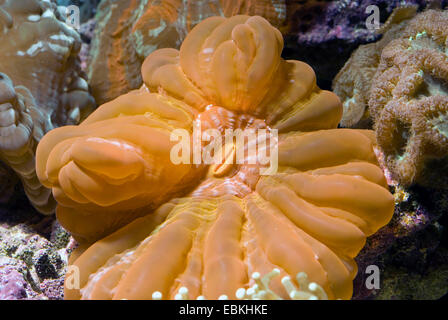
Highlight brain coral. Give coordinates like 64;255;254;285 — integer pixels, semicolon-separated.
333;8;448;187
0;0;95;214
369;9;448;187
36;15;394;300
332;4;419;128
0;159;17;204
88;0;287;105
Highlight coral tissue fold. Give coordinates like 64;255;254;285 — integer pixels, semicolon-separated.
36;15;394;300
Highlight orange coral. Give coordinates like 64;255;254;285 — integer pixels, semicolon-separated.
36;15;394;300
88;0;287;105
36;91;206;242
333;8;448;187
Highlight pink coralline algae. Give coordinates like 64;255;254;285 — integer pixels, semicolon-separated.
0;204;74;300
0;264;28;300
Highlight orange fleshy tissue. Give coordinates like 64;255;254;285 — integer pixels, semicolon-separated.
36;16;394;300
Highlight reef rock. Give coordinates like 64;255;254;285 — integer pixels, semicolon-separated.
0;261;29;300
0;0;96;214
37;16;394;300
284;0;432;90
0;191;75;300
354;185;448;300
78;18;96;72
87;0;287;105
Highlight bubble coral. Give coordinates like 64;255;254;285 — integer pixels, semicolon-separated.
36;15;394;300
0;0;95;214
88;0;287;105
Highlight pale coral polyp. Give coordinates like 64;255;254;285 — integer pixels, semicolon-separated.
35;15;395;300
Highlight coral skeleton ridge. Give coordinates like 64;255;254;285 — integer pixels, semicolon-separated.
36;15;394;300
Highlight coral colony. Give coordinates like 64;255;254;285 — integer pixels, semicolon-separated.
0;0;447;301
37;15;393;300
0;0;95;214
334;7;448;188
87;0;288;105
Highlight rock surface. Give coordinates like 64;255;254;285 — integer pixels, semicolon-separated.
283;0;440;89
354;184;448;299
0;188;75;300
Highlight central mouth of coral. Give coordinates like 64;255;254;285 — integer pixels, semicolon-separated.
189;106;276;198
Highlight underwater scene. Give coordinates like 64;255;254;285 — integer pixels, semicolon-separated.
0;0;447;301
